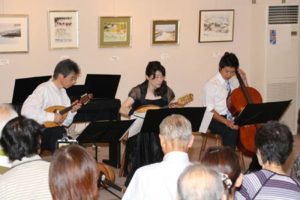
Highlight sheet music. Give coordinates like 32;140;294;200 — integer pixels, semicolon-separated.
199;109;213;133
128;112;146;138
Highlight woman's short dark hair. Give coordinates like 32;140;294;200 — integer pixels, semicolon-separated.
201;146;241;192
256;121;293;165
49;144;99;200
142;61;168;96
0;116;42;161
53;59;80;79
219;52;239;70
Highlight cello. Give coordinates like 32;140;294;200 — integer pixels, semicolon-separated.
227;69;262;157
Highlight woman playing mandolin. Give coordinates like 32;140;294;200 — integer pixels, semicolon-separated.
119;61;175;118
119;61;176;186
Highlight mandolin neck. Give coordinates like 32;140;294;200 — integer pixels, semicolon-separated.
59;106;73;115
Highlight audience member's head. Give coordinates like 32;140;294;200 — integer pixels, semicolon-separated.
49;144;99;200
159;114;194;153
202;146;242;196
177;163;225;200
256;121;293;167
291;155;300;182
0;116;42;161
0;104;18;137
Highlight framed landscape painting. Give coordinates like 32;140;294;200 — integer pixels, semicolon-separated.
99;16;131;48
0;14;29;53
199;10;234;43
152;20;179;44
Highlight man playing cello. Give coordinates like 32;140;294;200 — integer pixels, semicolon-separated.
203;52;248;149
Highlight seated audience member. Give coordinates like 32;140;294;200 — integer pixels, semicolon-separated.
0;104;18;169
291;155;300;182
49;144;99;200
0;116;51;199
202;146;243;200
235;121;300;199
122;114;194;200
177;163;226;200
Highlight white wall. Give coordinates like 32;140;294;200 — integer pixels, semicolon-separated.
0;0;297;108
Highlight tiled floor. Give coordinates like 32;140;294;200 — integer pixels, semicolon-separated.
99;134;300;200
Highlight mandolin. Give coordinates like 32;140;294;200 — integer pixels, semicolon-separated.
44;93;93;128
97;162;126;193
135;93;194;113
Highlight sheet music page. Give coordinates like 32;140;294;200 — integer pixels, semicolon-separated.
128;112;146;138
199;109;213;133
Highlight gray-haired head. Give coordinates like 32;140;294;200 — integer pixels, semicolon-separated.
159;114;192;148
0;104;18;138
177;163;225;200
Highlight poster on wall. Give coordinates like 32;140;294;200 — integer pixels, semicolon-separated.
0;14;29;53
48;10;79;49
199;10;234;43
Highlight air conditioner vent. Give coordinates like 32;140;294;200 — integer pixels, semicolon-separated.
268;5;298;24
267;81;298;134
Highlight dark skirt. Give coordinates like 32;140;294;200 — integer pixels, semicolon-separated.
124;131;164;186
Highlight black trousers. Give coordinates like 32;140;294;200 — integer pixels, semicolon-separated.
209;118;238;149
124;131;163;186
41;126;67;153
247;154;262;173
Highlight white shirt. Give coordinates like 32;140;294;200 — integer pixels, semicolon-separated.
21;79;76;126
122;151;191;200
0;155;52;199
203;72;239;115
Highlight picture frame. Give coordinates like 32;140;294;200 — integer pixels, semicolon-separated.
0;14;29;53
48;10;79;49
199;10;234;43
152;20;179;44
99;16;131;48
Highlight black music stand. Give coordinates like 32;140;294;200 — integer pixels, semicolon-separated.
141;107;206;133
11;75;51;113
234;100;291;126
66;85;88;102
77;120;135;168
85;74;121;99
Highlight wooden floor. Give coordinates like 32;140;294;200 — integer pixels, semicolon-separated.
99;134;300;200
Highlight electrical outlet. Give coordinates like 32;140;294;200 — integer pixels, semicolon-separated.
0;59;10;65
160;53;169;60
110;56;120;61
60;55;70;60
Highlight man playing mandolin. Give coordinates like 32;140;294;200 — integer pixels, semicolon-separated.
203;52;247;149
21;59;82;153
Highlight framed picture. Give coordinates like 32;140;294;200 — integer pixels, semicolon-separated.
0;14;28;53
99;16;131;48
199;10;234;43
48;10;79;49
152;20;179;44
